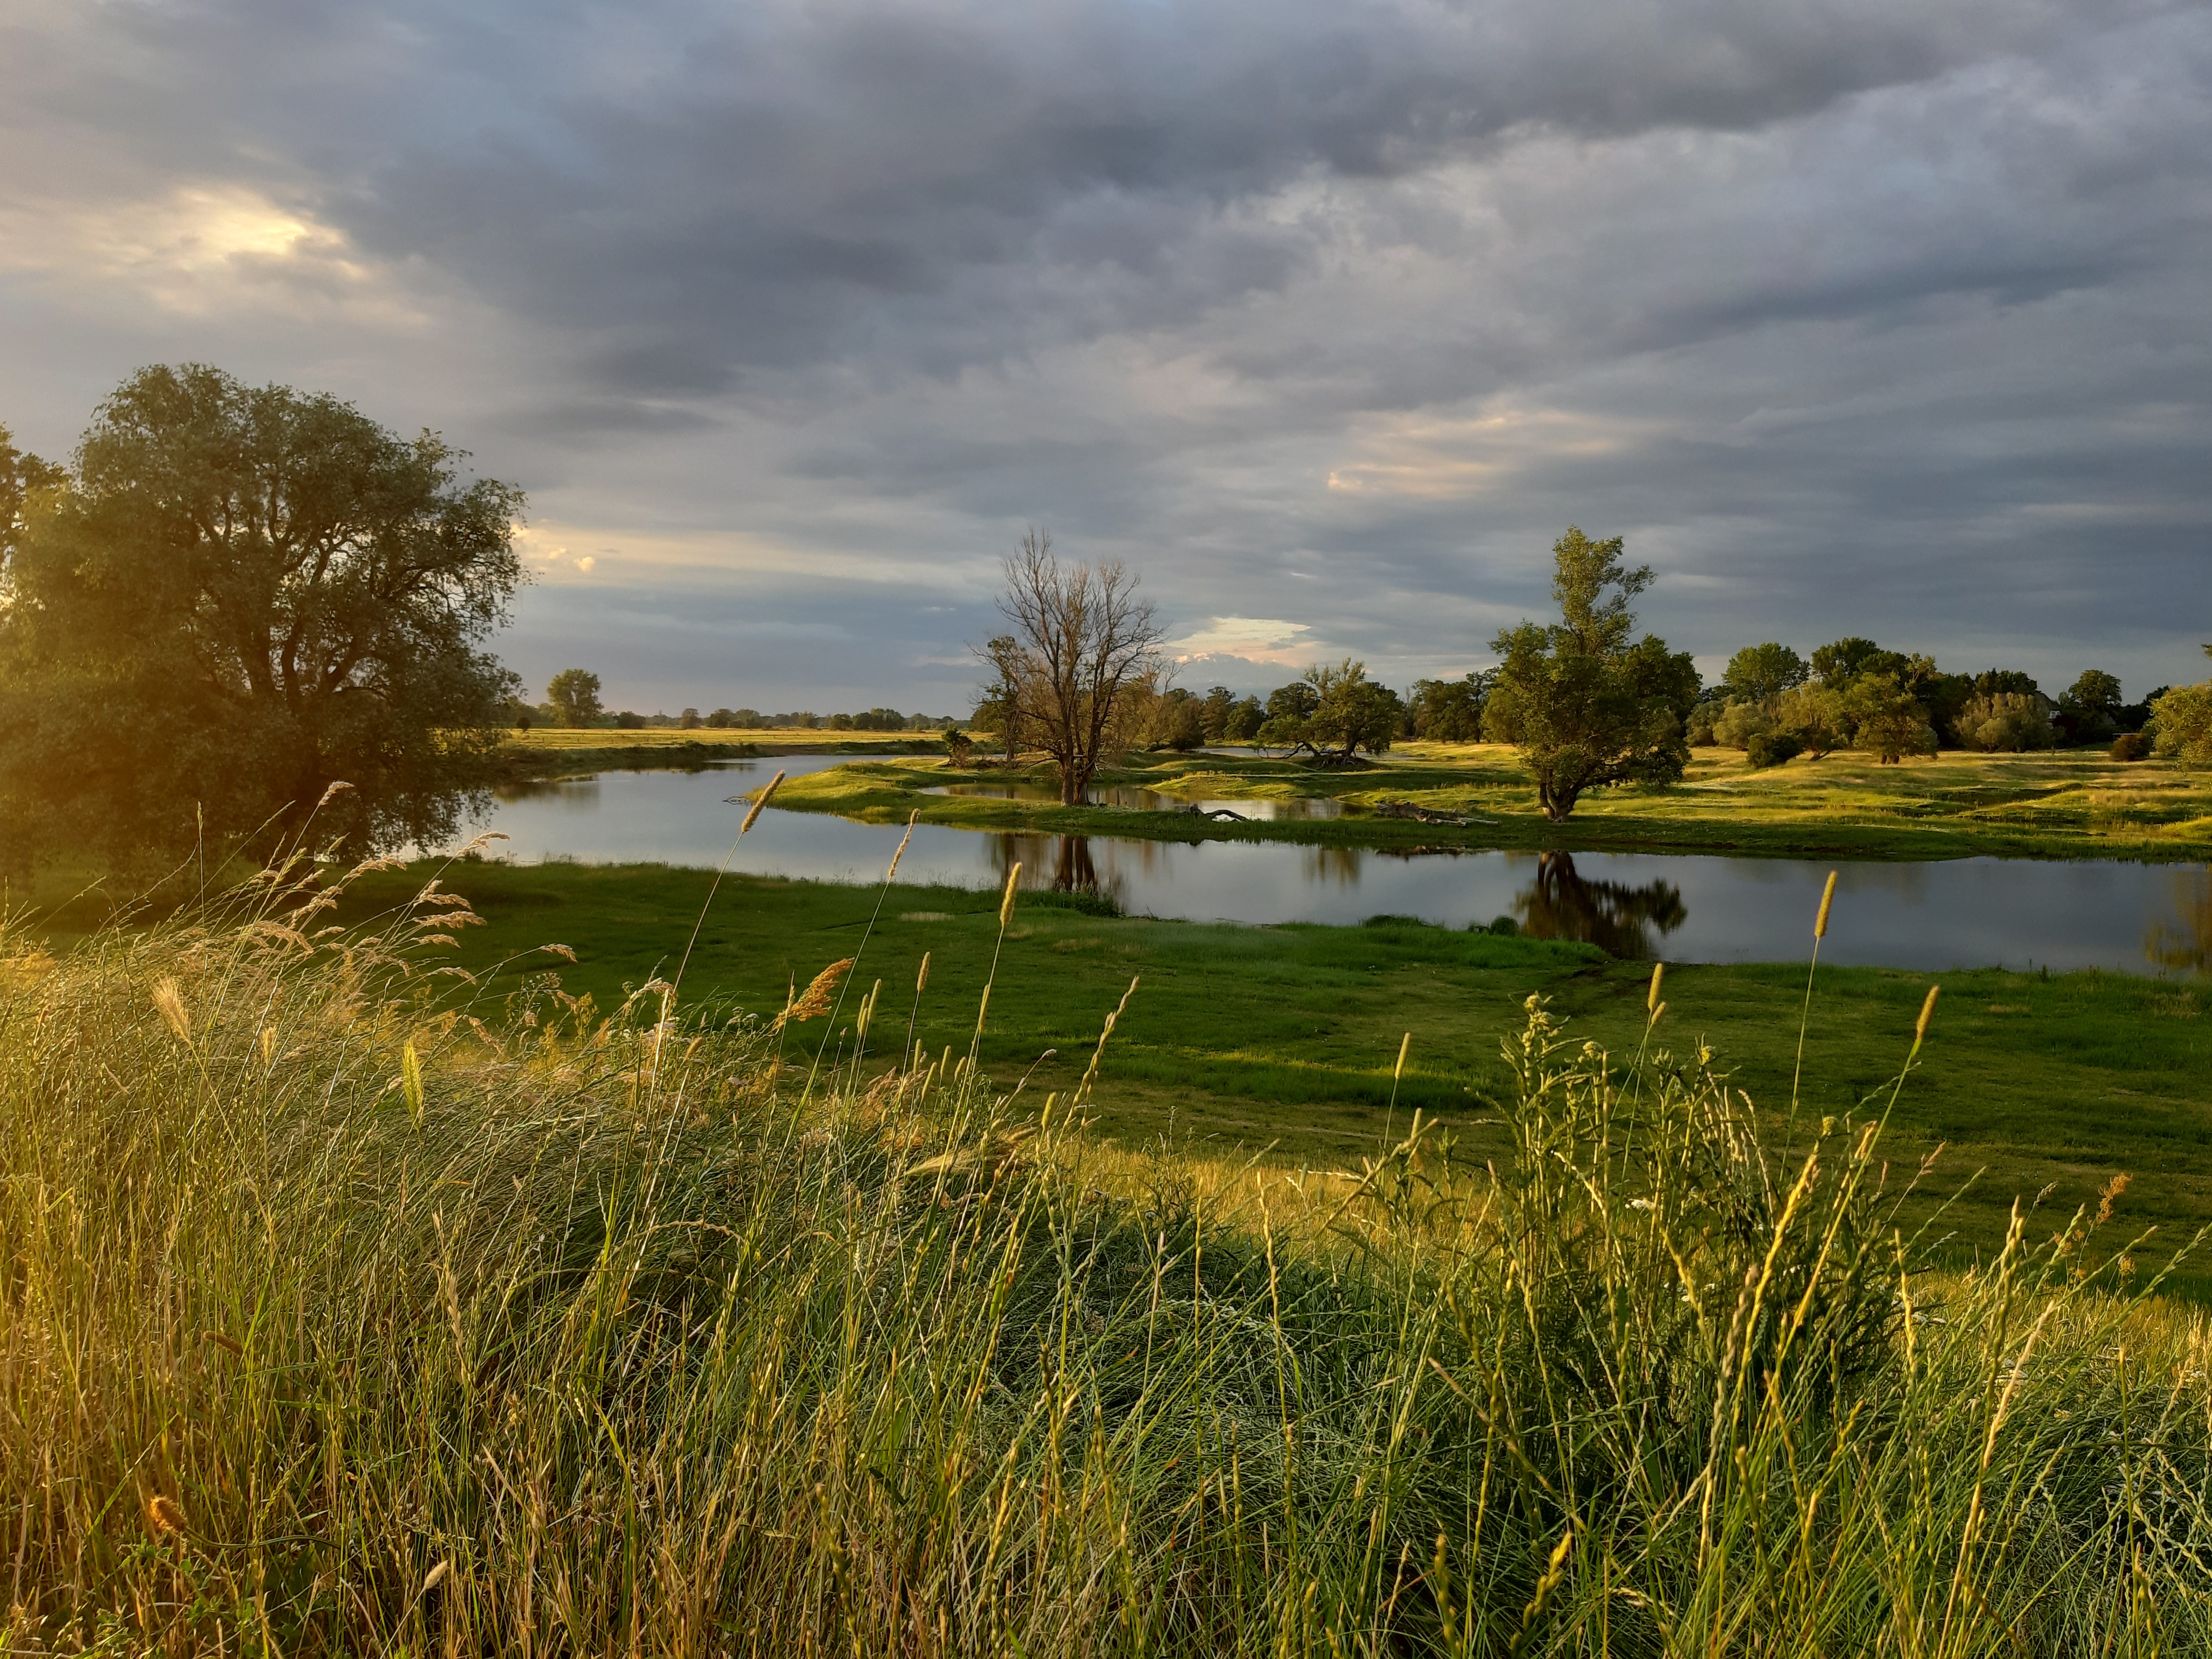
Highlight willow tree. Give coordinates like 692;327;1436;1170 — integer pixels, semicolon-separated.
977;529;1164;804
0;365;524;867
1490;527;1699;821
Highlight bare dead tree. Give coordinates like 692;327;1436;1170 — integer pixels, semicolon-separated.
976;529;1165;804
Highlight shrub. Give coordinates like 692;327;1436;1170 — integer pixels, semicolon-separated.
1774;683;1846;757
2151;676;2212;767
1713;698;1773;750
1957;692;2056;752
2111;731;2152;762
1745;730;1803;769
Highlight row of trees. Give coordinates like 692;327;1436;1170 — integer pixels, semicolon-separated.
525;669;952;733
1690;640;2167;766
968;526;2211;820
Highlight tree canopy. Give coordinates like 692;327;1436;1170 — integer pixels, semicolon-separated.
1490;528;1699;821
975;529;1164;803
546;668;604;727
0;365;525;867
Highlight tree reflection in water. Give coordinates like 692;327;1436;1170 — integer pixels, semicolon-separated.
989;833;1130;910
1516;851;1688;959
2147;868;2212;974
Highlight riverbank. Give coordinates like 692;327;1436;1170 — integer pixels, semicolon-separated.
761;743;2212;862
493;727;944;781
343;859;2212;1295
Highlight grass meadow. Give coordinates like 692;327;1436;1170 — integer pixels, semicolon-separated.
310;858;2211;1298
764;744;2212;863
6;857;2212;1654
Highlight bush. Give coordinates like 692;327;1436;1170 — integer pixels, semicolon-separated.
1956;692;2056;752
2111;731;2152;762
5;884;2209;1652
1745;730;1803;769
1712;698;1773;750
2151;678;2212;767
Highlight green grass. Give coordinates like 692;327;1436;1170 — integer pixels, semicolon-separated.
494;727;945;782
336;858;2212;1297
8;867;2212;1652
771;743;2212;862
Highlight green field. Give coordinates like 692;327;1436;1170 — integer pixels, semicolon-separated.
761;742;2212;862
341;857;2212;1294
13;876;2209;1650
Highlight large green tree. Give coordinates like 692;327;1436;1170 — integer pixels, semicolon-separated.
1720;642;1808;710
0;365;525;867
1490;528;1699;821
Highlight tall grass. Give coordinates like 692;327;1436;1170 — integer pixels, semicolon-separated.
3;864;2210;1655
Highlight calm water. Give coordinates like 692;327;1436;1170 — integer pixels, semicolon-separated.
454;761;2212;975
932;781;1346;820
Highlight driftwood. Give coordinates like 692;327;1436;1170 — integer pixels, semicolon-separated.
1171;804;1252;821
1373;800;1494;827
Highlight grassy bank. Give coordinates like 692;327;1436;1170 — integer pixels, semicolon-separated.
495;727;943;782
770;744;2212;862
331;859;2212;1297
5;870;2209;1652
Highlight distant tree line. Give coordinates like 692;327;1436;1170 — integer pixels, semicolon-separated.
520;668;956;735
1686;639;2174;768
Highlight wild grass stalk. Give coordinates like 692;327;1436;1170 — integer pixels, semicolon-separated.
1;868;2206;1655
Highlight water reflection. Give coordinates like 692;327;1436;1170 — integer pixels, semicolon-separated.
2147;868;2212;973
1515;851;1688;959
934;782;1344;820
450;766;2209;974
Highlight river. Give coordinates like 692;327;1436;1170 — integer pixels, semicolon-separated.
451;758;2211;975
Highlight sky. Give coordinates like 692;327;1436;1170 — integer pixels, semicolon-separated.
3;0;2208;715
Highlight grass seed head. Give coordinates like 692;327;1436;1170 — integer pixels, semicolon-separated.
1647;961;1664;1015
1911;982;1941;1056
144;1493;185;1538
151;978;191;1044
1394;1031;1411;1081
738;770;786;836
775;957;854;1028
915;950;930;995
1816;870;1838;940
887;811;916;882
999;863;1022;929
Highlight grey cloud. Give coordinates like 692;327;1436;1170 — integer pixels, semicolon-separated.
3;0;2209;706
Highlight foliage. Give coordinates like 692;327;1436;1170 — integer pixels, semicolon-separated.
1811;636;1890;686
1408;671;1488;741
1713;698;1773;750
1721;640;1808;708
1846;672;1939;763
1745;728;1803;768
977;530;1165;803
0;365;524;868
2059;669;2125;744
546;667;603;726
1490;527;1699;820
1774;682;1846;757
7;888;2209;1653
1255;679;1320;748
0;420;63;567
1292;658;1403;759
1957;691;2056;753
2112;731;2152;761
2151;655;2212;765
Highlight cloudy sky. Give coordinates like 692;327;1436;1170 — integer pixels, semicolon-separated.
3;0;2208;714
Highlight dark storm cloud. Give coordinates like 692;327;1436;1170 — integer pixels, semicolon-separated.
3;0;2209;706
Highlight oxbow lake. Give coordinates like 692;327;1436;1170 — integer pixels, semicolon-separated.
452;758;2212;976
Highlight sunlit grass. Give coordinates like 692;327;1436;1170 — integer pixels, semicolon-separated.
6;862;2212;1652
777;744;2212;861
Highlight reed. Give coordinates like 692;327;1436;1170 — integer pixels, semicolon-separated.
2;867;2207;1656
